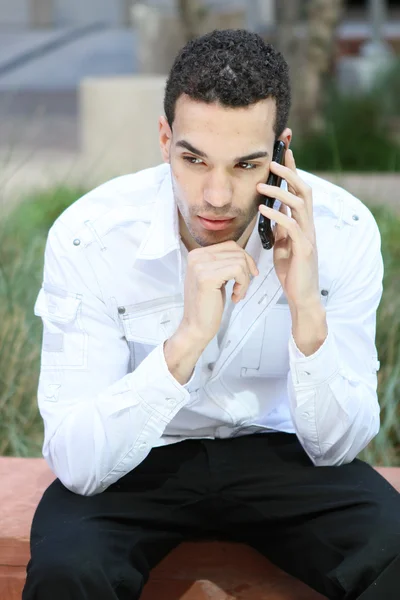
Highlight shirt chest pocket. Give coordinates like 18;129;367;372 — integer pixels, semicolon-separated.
118;295;200;402
240;304;292;378
118;294;184;345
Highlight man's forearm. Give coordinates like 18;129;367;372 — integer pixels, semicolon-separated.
290;301;328;357
164;327;208;385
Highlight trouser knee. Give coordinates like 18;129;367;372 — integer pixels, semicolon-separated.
23;555;144;600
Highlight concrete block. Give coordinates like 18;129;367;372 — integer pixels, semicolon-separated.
31;0;53;28
0;0;30;28
80;75;166;177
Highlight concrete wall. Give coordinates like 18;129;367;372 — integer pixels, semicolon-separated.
31;0;53;28
0;0;275;30
53;0;128;27
0;0;131;28
132;3;247;75
80;75;166;177
0;0;30;28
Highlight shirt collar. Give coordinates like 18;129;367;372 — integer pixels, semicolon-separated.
136;167;181;260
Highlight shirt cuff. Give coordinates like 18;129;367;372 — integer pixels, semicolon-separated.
124;342;192;421
289;328;340;387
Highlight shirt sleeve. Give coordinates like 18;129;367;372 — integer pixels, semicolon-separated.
286;206;383;466
35;220;194;496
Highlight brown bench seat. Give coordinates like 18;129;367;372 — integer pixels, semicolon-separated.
1;457;399;600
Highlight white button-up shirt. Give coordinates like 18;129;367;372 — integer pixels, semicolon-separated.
34;163;383;496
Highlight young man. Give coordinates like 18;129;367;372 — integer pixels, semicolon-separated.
23;29;399;600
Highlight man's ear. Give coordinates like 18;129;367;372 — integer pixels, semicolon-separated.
279;127;292;149
159;116;172;163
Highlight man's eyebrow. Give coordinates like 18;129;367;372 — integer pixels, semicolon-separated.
176;140;269;162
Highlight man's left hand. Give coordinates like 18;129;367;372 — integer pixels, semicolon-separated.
257;149;321;312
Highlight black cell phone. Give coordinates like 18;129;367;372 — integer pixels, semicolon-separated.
258;140;286;250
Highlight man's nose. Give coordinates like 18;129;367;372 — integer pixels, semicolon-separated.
203;172;233;207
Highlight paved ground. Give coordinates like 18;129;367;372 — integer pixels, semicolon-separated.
0;29;74;69
0;27;136;153
0;28;136;90
0;90;79;153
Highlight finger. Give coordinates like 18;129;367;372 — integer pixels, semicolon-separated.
203;249;259;278
258;205;306;249
278;200;290;217
285;149;297;195
191;240;239;262
243;252;259;278
257;185;301;212
204;259;252;302
274;203;289;242
258;188;309;233
267;155;311;201
287;150;313;215
191;257;256;304
285;148;297;173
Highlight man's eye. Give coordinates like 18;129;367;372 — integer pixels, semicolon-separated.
237;162;257;170
183;156;203;165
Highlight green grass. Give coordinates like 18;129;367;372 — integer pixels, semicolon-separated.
360;205;400;465
0;188;399;464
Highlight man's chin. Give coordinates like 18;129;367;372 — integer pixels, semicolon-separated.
191;229;243;248
185;214;257;248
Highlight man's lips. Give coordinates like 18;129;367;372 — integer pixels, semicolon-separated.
198;216;235;231
198;216;235;221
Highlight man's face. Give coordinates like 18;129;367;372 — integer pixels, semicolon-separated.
160;95;284;250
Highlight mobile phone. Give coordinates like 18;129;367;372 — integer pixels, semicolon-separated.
258;140;286;250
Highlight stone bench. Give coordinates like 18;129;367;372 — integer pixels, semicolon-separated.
1;457;399;600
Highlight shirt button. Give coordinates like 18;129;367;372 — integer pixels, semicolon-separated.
139;443;147;451
73;238;81;246
321;289;329;297
118;306;126;315
167;398;175;406
207;362;215;370
352;214;359;221
258;293;269;305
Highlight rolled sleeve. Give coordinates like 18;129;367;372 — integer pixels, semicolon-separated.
288;329;340;387
36;221;194;496
287;202;383;466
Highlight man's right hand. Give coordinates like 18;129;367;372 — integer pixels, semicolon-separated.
179;240;259;346
164;240;259;385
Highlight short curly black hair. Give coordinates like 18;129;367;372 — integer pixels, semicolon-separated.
164;29;291;139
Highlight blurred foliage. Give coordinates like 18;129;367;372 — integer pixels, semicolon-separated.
292;60;400;172
0;187;84;456
373;58;400;124
0;186;399;465
5;186;87;247
360;204;400;465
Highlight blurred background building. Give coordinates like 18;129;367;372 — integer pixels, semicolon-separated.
0;0;399;198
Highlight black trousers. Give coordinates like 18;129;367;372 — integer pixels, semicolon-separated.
23;433;400;600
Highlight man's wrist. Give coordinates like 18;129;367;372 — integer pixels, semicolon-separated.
164;325;209;386
290;301;328;357
176;321;212;352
